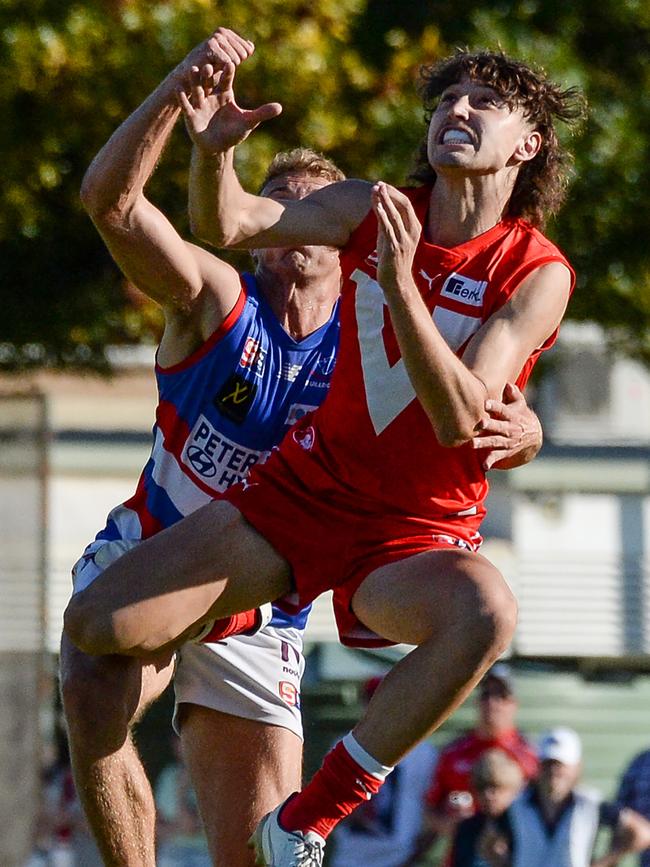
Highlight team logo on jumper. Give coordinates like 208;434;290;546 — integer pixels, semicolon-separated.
186;445;218;477
278;681;300;707
364;249;379;268
214;373;257;424
440;273;487;307
239;337;266;377
419;268;442;292
293;425;315;451
182;414;266;492
285;403;318;426
306;352;337;388
280;361;302;383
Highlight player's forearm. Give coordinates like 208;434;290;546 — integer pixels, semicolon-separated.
188;146;255;247
80;71;181;219
384;279;488;447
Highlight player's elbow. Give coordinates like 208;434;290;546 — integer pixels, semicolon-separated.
433;409;483;448
189;210;248;250
434;421;475;448
189;213;228;248
79;167;109;217
432;381;489;447
80;170;132;226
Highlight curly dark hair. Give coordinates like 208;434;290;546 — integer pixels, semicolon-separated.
410;50;586;227
259;147;345;193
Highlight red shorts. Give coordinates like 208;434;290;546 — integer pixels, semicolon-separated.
224;453;482;648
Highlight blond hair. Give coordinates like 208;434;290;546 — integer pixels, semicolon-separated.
259;148;345;192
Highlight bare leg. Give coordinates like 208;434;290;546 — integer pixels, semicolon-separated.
351;548;518;765
64;501;290;657
179;704;302;867
59;634;175;866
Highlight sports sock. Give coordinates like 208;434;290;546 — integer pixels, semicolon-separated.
279;734;393;839
194;609;260;643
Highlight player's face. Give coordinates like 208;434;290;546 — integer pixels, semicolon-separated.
427;76;540;177
254;174;340;281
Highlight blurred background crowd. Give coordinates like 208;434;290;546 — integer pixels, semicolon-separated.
21;665;650;866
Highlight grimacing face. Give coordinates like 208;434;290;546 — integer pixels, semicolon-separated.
252;174;340;280
426;76;540;178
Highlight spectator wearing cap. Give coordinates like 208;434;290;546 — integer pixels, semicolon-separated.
449;749;525;867
506;727;650;867
329;675;438;867
616;749;650;867
424;664;538;846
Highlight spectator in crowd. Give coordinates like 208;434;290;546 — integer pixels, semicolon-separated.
329;675;438;867
616;748;650;867
505;727;650;867
425;664;537;847
449;749;525;867
155;736;211;867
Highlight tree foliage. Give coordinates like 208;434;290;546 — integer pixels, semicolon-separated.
1;0;649;369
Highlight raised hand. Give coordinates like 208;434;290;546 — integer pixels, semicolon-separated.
371;182;422;296
176;29;282;155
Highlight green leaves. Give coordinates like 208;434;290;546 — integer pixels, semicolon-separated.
2;0;649;368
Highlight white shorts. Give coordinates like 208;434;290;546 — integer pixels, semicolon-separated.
173;627;305;740
71;540;306;740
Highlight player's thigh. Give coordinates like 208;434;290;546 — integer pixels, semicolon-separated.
59;632;175;737
351;547;517;647
65;500;292;656
179;704;302;866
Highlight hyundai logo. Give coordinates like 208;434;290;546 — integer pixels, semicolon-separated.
187;445;217;477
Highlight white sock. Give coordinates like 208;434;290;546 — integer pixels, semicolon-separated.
342;733;394;781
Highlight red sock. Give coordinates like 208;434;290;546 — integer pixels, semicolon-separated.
197;610;259;643
279;741;385;839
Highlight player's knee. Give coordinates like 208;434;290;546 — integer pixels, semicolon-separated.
60;651;137;742
471;580;518;659
63;593;116;656
63;592;150;657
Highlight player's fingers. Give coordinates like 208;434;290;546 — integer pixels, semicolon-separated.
189;66;204;104
218;61;236;94
176;89;194;116
374;183;405;239
484;398;509;419
374;200;399;249
381;183;420;234
199;62;213;85
245;102;283;127
479;417;512;435
212;27;255;58
471;434;513;450
502;381;523;403
210;28;254;64
483;449;514;470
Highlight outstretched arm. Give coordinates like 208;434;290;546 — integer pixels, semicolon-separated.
80;28;251;321
180;60;372;250
372;182;570;448
472;383;543;471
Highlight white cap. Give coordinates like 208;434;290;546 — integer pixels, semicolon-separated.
538;727;582;766
480;663;515;695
